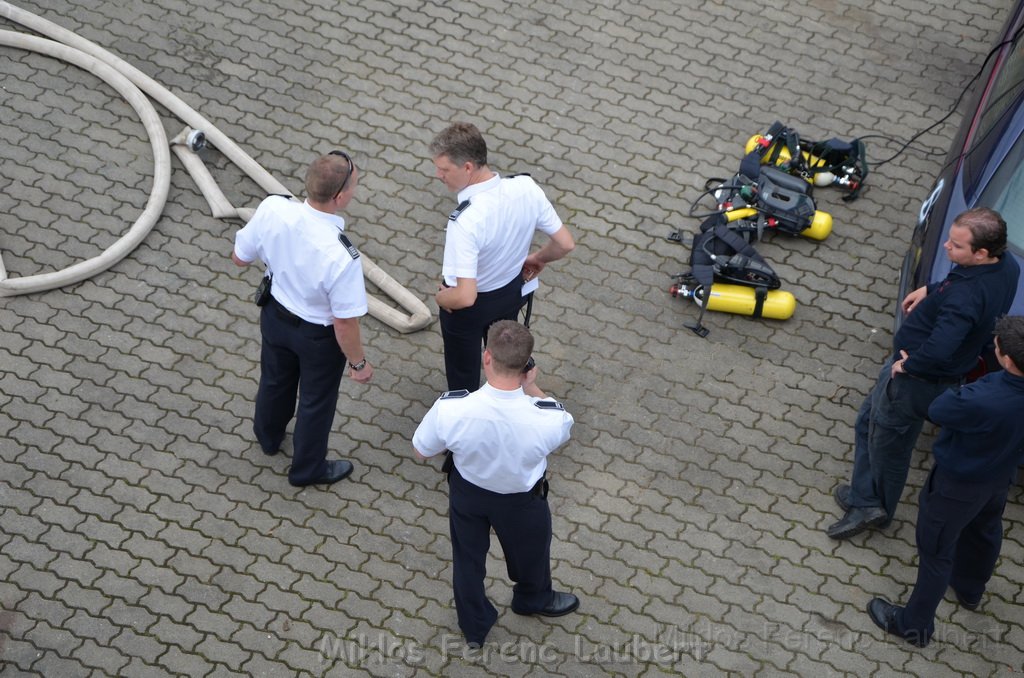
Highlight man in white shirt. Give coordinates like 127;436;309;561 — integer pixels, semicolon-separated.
429;122;575;391
413;320;577;647
232;151;373;487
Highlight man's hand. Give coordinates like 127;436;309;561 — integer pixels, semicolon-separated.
435;278;477;311
522;253;545;282
435;284;452;313
333;317;372;383
521;364;547;398
901;286;927;315
349;361;374;384
522;226;575;282
891;349;910;379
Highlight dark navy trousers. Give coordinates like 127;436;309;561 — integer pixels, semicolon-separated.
896;465;1010;644
440;275;525;392
449;468;553;645
254;299;346;485
848;357;955;520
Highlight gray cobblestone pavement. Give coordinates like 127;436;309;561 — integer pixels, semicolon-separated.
2;0;1023;675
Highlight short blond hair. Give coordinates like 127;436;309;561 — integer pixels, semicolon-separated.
429;122;487;167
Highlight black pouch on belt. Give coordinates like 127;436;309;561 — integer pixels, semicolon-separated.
255;274;272;306
532;477;549;499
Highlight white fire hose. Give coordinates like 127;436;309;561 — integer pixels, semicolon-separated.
0;2;432;333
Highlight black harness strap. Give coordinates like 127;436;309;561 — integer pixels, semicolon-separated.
684;213;781;335
739;121;787;180
752;286;768;319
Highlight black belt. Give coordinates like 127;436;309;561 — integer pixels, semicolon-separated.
440;273;523;298
270;297;306;326
268;297;331;331
448;463;549;498
905;372;961;386
478;273;524;298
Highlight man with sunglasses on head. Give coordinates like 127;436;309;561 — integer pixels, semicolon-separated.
429;122;575;392
232;151;373;487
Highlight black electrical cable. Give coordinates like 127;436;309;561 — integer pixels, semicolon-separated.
871;19;1024;171
680;17;1024;227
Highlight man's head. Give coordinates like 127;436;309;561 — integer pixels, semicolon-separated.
429;122;488;192
484;320;534;378
945;207;1007;265
995;315;1024;375
305;152;358;208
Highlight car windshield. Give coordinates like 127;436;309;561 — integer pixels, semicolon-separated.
979;129;1024;255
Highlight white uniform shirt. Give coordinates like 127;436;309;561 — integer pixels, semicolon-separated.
442;174;563;292
234;196;368;325
413;383;574;494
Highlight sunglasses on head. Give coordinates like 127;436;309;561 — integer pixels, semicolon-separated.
328;150;355;197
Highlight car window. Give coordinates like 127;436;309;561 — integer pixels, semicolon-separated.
977;36;1024;142
980;129;1024;255
965;32;1024;192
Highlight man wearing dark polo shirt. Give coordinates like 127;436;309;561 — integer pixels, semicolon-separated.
827;207;1020;539
867;316;1024;647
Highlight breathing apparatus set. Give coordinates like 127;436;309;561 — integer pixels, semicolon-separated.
668;121;868;337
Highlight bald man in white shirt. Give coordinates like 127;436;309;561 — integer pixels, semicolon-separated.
232;151;373;487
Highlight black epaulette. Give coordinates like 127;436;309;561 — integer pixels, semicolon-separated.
441;389;470;399
506;173;532;178
534;400;564;411
448;200;471;221
337;233;360;259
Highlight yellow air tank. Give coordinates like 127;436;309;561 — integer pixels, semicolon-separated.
746;134;792;164
695;283;796;320
746;134;836;187
801;210;832;240
726;205;831;241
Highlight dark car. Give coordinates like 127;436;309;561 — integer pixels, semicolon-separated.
897;2;1024;334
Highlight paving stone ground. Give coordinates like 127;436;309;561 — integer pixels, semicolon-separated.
2;0;1024;676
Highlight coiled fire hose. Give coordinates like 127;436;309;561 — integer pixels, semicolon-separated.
0;2;432;333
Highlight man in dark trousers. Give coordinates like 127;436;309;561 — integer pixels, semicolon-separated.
429;122;575;392
827;207;1019;539
868;315;1024;647
232;151;373;487
413;321;577;647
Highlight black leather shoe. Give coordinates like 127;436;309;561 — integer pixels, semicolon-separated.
867;597;929;647
826;506;888;540
290;460;354;487
263;447;280;456
834;484;851;512
952;587;981;611
513;591;579;617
